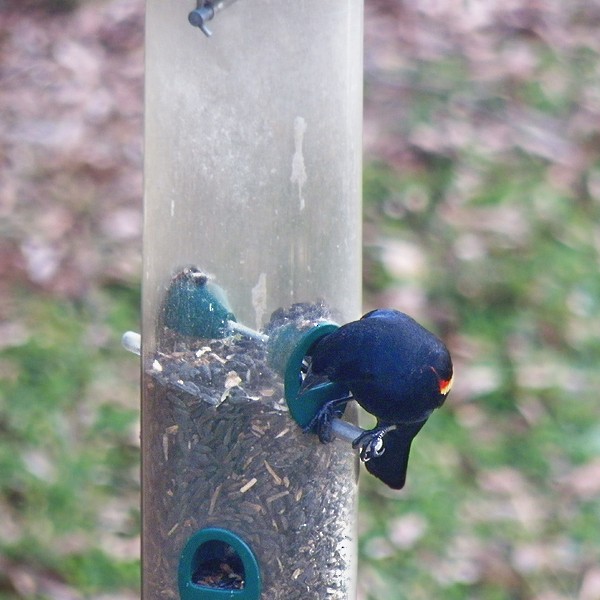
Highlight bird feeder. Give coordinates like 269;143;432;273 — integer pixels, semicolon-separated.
140;1;363;598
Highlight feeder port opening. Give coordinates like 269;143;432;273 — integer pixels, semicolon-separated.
191;540;245;590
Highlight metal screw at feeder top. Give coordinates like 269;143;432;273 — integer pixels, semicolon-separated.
188;5;214;37
188;0;242;37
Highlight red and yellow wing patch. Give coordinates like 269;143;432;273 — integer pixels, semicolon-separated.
438;374;454;395
430;367;454;396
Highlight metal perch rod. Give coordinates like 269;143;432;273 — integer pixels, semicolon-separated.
122;329;364;443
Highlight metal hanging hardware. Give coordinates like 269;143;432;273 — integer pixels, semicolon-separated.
188;1;240;37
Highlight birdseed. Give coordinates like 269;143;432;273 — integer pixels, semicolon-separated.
142;304;358;599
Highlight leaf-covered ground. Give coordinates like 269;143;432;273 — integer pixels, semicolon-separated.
360;2;600;598
1;0;600;598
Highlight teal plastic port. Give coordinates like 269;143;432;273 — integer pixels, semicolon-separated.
163;268;237;339
178;528;261;599
267;322;349;429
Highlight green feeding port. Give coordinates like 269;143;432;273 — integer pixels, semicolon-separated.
179;528;261;599
267;321;349;429
161;267;237;339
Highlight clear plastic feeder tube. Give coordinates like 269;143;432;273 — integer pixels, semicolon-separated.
142;1;363;598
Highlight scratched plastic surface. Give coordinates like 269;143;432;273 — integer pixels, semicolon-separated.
142;1;363;598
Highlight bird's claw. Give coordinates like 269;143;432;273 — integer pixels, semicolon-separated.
352;427;393;462
304;407;336;444
303;396;351;444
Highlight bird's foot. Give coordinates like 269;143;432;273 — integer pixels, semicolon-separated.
352;425;396;462
303;395;352;444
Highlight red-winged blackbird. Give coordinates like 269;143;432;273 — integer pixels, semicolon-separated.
307;309;453;489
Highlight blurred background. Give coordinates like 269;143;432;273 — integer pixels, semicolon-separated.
1;0;600;598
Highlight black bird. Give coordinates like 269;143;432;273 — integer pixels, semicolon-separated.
306;309;453;489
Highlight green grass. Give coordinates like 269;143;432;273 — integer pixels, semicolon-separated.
0;288;140;597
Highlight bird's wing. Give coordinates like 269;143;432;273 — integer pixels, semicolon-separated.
309;324;375;382
364;420;427;490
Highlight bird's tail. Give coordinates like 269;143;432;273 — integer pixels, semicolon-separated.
365;420;428;490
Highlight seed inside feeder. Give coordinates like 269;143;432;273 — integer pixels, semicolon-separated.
142;303;358;598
